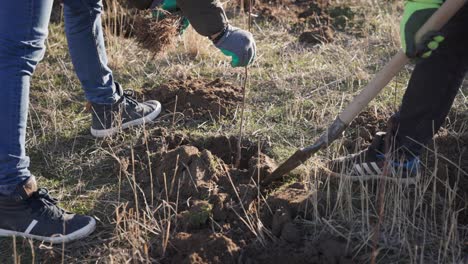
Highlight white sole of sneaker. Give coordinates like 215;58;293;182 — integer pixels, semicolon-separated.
90;101;162;138
0;217;96;244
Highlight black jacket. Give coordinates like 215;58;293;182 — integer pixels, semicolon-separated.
128;0;228;37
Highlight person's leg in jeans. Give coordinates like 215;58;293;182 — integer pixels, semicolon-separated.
395;6;468;156
62;0;162;138
0;0;95;243
0;0;53;196
63;0;118;105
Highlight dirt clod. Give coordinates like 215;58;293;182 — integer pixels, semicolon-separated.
155;145;223;200
133;11;182;55
299;27;334;45
248;153;277;183
210;193;229;221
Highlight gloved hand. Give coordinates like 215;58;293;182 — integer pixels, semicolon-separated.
151;0;190;33
214;25;256;67
400;0;445;58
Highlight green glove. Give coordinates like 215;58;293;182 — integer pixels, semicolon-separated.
151;0;190;34
400;0;445;58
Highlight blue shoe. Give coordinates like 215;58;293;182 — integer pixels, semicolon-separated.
329;132;420;183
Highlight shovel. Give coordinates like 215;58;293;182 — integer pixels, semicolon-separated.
262;0;467;186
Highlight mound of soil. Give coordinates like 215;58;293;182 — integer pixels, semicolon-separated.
129;128;275;211
144;77;243;121
123;128;356;263
299;27;334;45
168;231;240;264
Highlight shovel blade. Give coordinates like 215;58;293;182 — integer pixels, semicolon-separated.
262;144;321;185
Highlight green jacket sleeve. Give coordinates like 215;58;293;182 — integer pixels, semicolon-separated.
177;0;228;37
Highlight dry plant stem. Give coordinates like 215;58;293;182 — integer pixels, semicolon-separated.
370;136;392;264
172;95;178;128
131;147;140;220
13;236;17;264
143;130;155;207
235;0;252;168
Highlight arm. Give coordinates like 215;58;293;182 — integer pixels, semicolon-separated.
178;0;256;67
177;0;228;38
130;0;256;67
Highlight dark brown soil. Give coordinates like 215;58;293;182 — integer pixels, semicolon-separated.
133;11;182;55
250;0;336;44
241;234;354;264
122;127;357;263
168;231;241;264
342;109;391;152
242;0;330;23
143;77;243;121
299;27;334;45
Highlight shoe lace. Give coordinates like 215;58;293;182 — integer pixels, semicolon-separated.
122;90;139;108
29;188;66;220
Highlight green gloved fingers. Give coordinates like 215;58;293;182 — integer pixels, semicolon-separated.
220;49;240;67
179;17;190;33
160;0;177;11
400;0;443;58
150;0;190;35
417;31;445;58
214;25;256;68
151;0;178;20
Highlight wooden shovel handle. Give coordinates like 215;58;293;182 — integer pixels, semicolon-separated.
339;0;467;124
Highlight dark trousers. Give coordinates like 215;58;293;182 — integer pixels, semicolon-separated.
396;4;468;156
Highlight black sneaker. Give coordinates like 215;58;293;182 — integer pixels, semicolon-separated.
0;188;96;244
90;83;161;138
328;132;420;183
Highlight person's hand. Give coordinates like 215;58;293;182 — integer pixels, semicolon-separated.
400;0;444;59
151;0;190;33
214;25;256;67
151;0;177;16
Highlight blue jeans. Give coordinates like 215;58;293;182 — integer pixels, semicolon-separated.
0;0;120;195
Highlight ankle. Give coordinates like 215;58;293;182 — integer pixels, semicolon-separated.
23;176;38;197
13;176;38;199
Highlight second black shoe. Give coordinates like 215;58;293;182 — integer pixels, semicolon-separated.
90;83;161;138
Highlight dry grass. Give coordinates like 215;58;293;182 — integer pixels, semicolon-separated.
0;0;466;263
